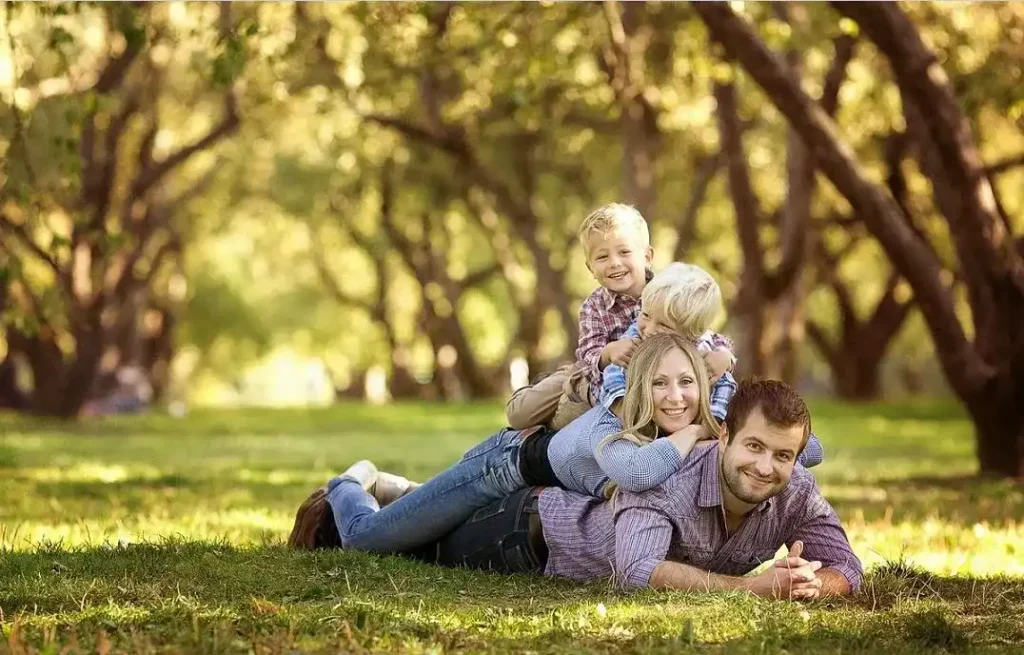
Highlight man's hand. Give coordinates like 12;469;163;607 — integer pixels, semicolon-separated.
746;541;823;600
774;541;826;599
600;338;640;369
704;349;734;384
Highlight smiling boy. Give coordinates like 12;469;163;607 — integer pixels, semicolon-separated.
505;203;654;430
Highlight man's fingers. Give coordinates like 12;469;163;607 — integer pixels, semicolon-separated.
790;587;820;600
790;578;823;595
774;556;811;568
780;563;821;583
789;541;804;560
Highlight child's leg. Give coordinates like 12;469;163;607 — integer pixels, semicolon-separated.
550;366;592;429
505;365;571;429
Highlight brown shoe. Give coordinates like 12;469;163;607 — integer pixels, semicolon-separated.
288;487;339;550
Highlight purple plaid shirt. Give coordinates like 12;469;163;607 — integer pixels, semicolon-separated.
574;271;653;397
539;442;862;591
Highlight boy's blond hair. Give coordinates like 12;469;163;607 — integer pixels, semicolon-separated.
577;203;650;260
641;263;722;341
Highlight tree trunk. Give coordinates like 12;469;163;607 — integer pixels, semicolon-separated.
968;381;1024;478
833;350;883;401
762;289;806;384
693;2;1024;477
0;356;29;410
603;1;660;221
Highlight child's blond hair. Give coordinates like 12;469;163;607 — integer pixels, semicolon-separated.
577;203;650;260
641;263;722;341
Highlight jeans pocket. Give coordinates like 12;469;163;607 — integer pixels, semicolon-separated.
501;543;540;574
461;429;509;462
466;493;511;522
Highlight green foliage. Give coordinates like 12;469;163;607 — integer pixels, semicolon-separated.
3;2;1023;402
1;400;1022;652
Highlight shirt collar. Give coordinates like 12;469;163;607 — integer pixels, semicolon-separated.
597;268;654;311
597;286;620;311
697;443;773;513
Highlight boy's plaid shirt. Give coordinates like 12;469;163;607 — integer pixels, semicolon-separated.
574;269;655;398
574;287;643;399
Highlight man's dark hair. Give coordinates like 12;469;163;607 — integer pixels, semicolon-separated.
724;378;811;451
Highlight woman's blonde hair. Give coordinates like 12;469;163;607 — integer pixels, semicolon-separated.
599;334;720;498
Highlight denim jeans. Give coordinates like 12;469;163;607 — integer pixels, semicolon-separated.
426;486;546;575
326;427;528;553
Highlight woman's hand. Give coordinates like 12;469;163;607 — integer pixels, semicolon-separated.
665;424;709;457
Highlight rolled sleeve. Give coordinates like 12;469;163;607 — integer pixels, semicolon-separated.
788;492;864;592
600;364;627;409
707;331;735;355
599;323;639;409
709;372;737;422
613;494;675;588
798;433;825;468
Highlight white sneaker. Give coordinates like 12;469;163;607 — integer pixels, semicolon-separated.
373;471;419;507
340;460;378;491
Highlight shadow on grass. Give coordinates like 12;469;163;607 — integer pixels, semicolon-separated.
2;543;1022;654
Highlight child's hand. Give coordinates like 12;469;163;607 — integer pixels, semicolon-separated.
601;338;640;369
704;348;735;383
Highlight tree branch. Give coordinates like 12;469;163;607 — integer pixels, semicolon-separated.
714;80;766;295
820;35;857;118
310;234;373;314
805;319;838;369
986;153;1024;177
673;151;722;262
833;1;1024;298
131;92;240;200
692;2;991;395
0;212;61;277
460;262;501;290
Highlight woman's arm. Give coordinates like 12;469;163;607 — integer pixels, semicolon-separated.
593;431;685;492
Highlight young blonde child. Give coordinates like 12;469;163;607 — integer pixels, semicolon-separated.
599;262;736;425
505;203;652;429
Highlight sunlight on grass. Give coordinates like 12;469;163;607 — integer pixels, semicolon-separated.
846;520;1024;577
0;511;293;552
2;401;1022;653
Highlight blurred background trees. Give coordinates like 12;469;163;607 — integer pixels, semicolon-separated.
1;2;1021;473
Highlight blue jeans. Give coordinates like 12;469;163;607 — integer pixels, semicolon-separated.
326;428;527;553
427;486;546;575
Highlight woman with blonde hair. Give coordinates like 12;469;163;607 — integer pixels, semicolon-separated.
290;334;823;553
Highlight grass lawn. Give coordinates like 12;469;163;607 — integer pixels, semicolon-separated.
1;399;1022;653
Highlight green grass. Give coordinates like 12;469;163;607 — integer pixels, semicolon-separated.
1;399;1022;653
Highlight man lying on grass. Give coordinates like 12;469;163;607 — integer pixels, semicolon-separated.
411;379;861;599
